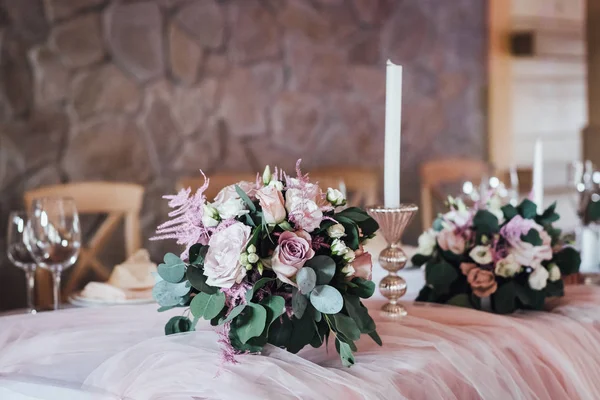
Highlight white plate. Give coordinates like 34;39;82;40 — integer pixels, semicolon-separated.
68;293;155;308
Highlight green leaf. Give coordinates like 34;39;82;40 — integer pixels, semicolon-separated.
235;184;256;212
368;330;383;346
545;279;565;298
447;294;472;308
536;202;560;225
344;295;376;333
297;267;317;294
245;277;274;302
310;285;343;314
188;244;208;265
237;303;268;344
553;246;581;275
157;305;175;312
268;314;293;347
333;313;361;341
432;217;444;231
314;310;322;322
158;253;186;283
292;288;308;318
492;281;516;314
425;260;458;289
521;228;542;246
348;277;376;299
190;291;226;320
411;253;432;267
288;311;316;353
472;210;499;234
164;316;192;335
336;339;355;367
518;199;538;219
501;204;518;220
304;255;336;285
152;279;190;306
335;216;360;250
335;207;372;222
515;283;546;309
261;295;286;327
223;304;246;324
186;265;218;294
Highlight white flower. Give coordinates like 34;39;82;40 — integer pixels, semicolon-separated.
548;263;561;282
215;198;247;219
341;265;355;277
417;229;437;256
528;266;549;290
488;195;505;224
270;180;284;191
285;188;323;232
343;249;356;263
247;244;256;254
202;204;220;227
326;188;346;206
240;253;249;265
442;209;472;228
203;222;251;288
494;254;521;278
469;245;493;265
331;239;348;256
262;165;272;185
247;253;259;264
327;223;346;239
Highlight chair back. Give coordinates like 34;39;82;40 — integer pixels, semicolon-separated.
420;158;490;228
24;182;144;306
178;173;257;201
310;167;379;207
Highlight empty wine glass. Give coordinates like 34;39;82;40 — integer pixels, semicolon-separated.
7;211;38;313
25;197;81;310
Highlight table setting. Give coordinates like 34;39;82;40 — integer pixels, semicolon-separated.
2;60;600;400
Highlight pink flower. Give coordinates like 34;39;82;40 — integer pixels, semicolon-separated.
255;185;286;224
352;246;373;281
285;188;323;232
271;230;315;286
467;268;498;297
500;215;552;269
213;181;258;203
437;228;466;255
203;222;251;288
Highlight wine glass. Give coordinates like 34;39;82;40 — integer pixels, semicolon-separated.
25;197;81;310
6;211;38;313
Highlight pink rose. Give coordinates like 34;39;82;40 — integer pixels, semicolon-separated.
213;181;258;204
271;230;315;286
203;221;251;288
501;215;552;269
467;268;498;297
437;228;466;255
255;185;286;224
285;188;323;232
351;246;373;281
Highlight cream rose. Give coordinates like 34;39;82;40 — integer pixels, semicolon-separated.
494;254;522;278
203;221;251;288
255;185;286;224
327;223;345;239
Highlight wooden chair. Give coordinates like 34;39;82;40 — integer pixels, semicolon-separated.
420;158;490;229
24;182;144;306
310;167;380;207
178;173;257;201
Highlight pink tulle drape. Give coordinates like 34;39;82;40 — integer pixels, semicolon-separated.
2;285;600;399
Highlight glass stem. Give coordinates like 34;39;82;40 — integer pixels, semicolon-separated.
51;268;62;311
24;265;36;313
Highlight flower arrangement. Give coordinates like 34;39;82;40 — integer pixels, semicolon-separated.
151;161;381;366
413;196;581;314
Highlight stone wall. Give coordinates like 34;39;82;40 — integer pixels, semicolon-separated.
0;0;487;310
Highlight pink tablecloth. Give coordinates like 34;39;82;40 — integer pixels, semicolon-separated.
1;286;600;399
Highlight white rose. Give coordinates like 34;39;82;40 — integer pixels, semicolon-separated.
343;248;355;263
331;239;348;256
326;188;346;207
327;223;346;239
215;198;247;219
341;265;355;278
494;254;521;278
417;229;437;256
202;204;220;227
528;266;549;290
285;188;323;232
548;263;561;282
203;222;251;288
469;245;493;265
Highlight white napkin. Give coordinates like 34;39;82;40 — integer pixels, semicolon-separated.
108;249;158;290
80;282;127;302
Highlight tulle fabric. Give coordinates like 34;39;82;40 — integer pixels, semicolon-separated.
2;285;600;399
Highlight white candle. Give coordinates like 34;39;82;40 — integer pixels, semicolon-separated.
384;60;402;208
532;138;544;212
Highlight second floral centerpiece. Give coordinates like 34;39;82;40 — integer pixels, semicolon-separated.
413;196;580;314
151;161;381;366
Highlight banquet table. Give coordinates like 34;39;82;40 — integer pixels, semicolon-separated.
2;284;600;399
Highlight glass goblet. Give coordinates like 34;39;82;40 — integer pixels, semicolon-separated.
7;211;38;313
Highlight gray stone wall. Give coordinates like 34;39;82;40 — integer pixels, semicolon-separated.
0;0;487;310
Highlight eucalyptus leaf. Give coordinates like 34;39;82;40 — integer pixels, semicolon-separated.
186;265;217;294
158;253;186;283
333;313;361;341
245;277;274;302
304;255;336;285
310;285;343;314
336;339;355;367
223;304;246;324
314;310;322;322
368;330;383;346
261;295;286;327
190;291;226;320
164;316;192;335
297;267;317;294
235;185;256;212
345;295;376;333
292;288;308;319
348;278;375;299
153;279;189;307
237;304;267;344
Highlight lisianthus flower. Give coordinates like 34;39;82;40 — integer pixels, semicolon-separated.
528;266;549;290
417;229;437;256
494;254;521;278
469;245;493;265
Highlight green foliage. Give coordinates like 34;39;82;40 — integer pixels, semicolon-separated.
501;204;518;220
297;267;317;294
332;314;361;341
425;260;458;293
310;285;343;314
411;253;432;267
304;255;336;285
518;199;538;219
186;264;217;294
153;279;191;307
245;277;274;302
190;291;226;320
260;295;286;328
188;244;208;266
447;294;472;308
335;207;379;238
492;281;516;314
158;253;186;283
521;228;542;246
292;288;308;318
223;304;246;324
347;277;375;299
472;210;499;234
335;338;355;367
235;184;256;212
344;295;376;333
515;282;545;310
536;202;560;226
553;247;581;275
236;303;267;344
368;330;382;346
165;316;193;335
334;215;360;250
